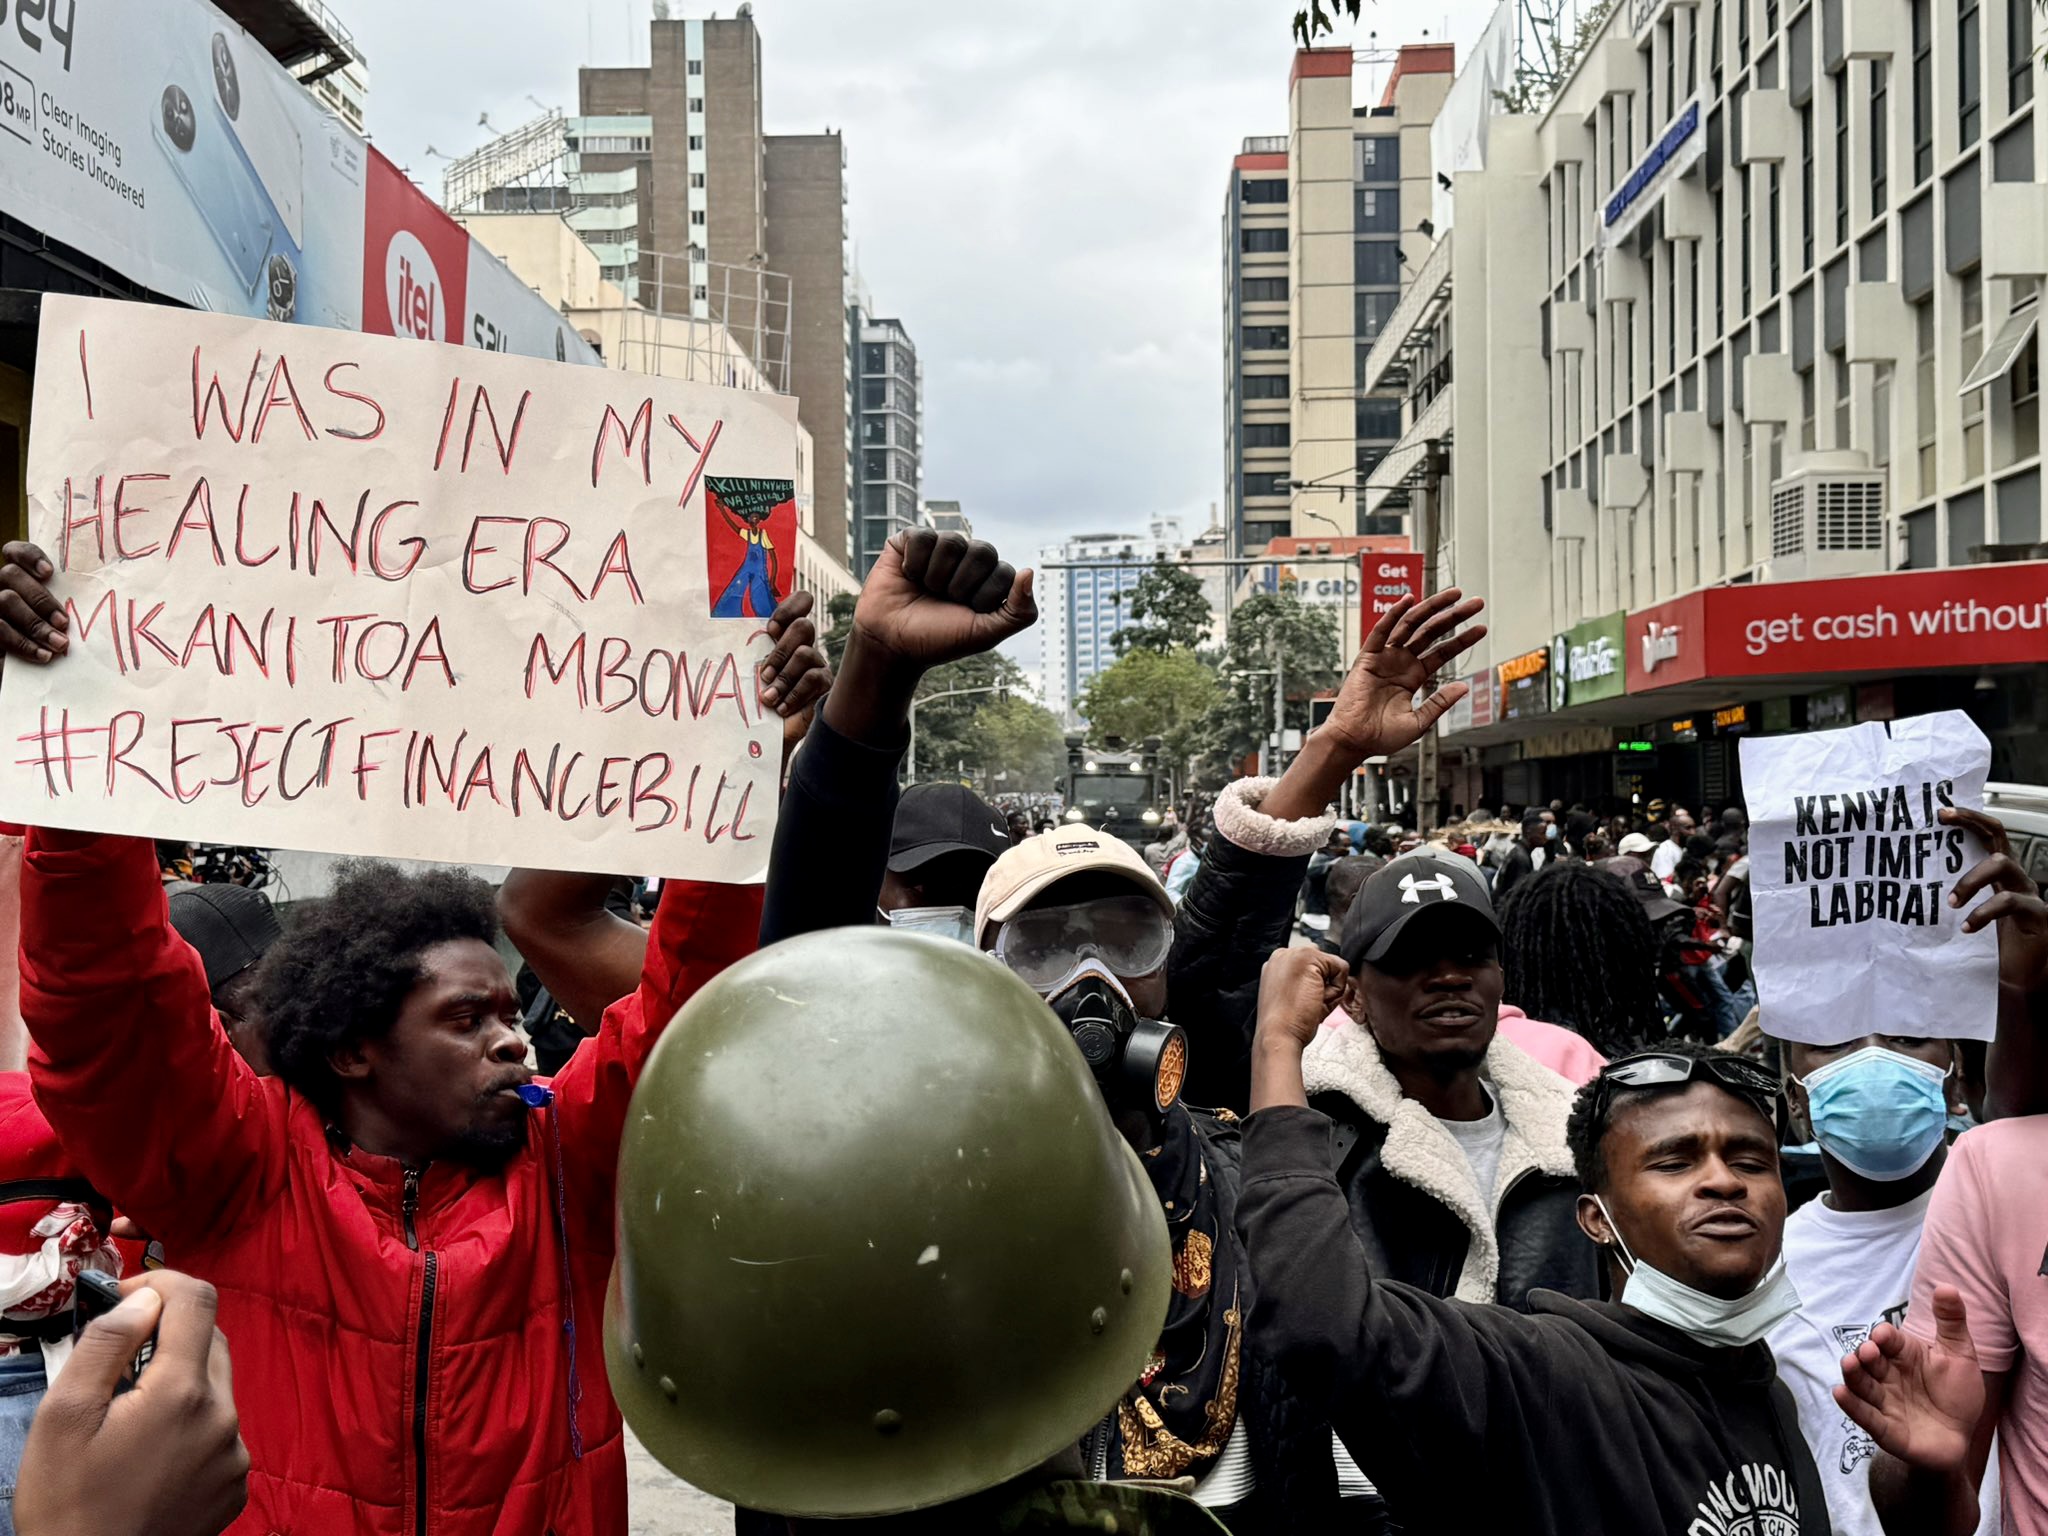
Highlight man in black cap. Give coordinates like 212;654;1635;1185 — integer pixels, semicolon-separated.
877;783;1012;945
165;883;283;1074
1242;846;1601;1526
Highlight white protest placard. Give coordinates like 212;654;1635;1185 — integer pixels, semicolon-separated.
1740;710;1998;1044
0;293;802;881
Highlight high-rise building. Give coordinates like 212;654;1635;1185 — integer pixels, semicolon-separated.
921;500;971;537
1221;44;1455;559
1039;519;1185;728
852;312;924;573
569;10;857;566
765;132;855;565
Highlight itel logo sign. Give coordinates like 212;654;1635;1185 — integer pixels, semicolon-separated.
362;149;468;346
1641;620;1682;673
384;232;445;342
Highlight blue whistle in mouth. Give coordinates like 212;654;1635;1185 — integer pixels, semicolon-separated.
515;1084;554;1109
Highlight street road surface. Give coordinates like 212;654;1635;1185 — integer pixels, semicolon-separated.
628;1428;734;1535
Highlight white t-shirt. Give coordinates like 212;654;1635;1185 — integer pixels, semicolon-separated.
1768;1189;1999;1536
1650;838;1685;881
1440;1092;1508;1207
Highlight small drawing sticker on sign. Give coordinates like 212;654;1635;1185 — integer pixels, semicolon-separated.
705;476;796;619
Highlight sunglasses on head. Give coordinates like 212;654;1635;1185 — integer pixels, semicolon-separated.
1589;1050;1781;1126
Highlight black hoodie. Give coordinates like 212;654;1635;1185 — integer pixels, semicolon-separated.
1238;1106;1832;1536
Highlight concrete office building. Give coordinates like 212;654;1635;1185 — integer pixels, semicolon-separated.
853;313;924;574
1222;44;1455;559
578;10;857;566
1039;520;1186;728
461;212;857;607
1371;0;2048;814
922;500;972;537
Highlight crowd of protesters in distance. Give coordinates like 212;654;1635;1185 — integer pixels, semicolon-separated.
0;526;2037;1535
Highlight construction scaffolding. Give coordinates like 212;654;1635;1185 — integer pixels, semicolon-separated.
610;252;794;396
443;110;569;216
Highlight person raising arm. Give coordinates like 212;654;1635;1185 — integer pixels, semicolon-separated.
1166;588;1484;1112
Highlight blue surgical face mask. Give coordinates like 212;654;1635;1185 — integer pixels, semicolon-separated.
1544;823;1559;841
1797;1045;1951;1181
882;905;976;947
1593;1196;1801;1348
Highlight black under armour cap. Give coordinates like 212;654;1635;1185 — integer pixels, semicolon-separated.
1341;848;1499;971
166;881;283;991
888;783;1011;874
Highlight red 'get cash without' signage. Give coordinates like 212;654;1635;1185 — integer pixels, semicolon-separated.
1625;562;2048;691
0;293;803;882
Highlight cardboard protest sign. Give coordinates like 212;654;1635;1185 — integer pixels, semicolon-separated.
0;293;801;881
1740;711;1998;1044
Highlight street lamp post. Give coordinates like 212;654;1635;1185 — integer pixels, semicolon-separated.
1228;666;1280;776
906;684;1005;782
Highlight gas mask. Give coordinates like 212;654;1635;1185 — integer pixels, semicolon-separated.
1042;960;1188;1147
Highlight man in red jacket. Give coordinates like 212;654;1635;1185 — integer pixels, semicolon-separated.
0;528;1033;1536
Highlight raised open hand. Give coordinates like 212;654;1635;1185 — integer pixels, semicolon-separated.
1834;1285;1987;1475
1944;806;2048;995
853;529;1037;669
1317;588;1486;765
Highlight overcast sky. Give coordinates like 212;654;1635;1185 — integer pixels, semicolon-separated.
348;0;1502;680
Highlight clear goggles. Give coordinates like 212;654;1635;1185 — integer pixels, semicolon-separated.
993;894;1173;993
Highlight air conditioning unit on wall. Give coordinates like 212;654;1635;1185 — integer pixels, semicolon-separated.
1764;458;1887;583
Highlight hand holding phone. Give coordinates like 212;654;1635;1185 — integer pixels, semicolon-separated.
70;1269;153;1390
18;1272;248;1536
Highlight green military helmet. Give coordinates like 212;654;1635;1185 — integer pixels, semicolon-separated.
606;926;1173;1519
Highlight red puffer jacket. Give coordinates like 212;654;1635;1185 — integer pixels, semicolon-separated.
18;830;761;1536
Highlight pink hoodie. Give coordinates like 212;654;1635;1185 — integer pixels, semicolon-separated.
1318;1002;1607;1086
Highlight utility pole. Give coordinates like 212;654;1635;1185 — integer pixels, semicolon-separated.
907;683;1004;782
1270;629;1286;778
1416;448;1444;829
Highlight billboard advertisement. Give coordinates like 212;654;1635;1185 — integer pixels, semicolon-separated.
1361;552;1425;630
0;0;592;366
1627;563;2048;692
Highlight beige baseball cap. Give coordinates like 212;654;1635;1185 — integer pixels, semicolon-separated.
973;826;1174;947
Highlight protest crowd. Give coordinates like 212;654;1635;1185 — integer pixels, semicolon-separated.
0;518;2041;1536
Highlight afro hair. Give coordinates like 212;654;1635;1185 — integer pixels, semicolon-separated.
256;860;500;1114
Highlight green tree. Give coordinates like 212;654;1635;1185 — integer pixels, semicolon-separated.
905;652;1030;783
1293;0;1363;46
970;693;1067;794
1078;646;1219;758
1113;560;1214;654
1187;591;1342;785
820;590;859;669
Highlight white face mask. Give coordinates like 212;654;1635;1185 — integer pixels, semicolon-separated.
881;905;976;947
1593;1195;1800;1348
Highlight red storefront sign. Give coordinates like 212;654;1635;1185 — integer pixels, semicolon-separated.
1361;553;1425;631
1626;563;2048;691
1466;666;1495;729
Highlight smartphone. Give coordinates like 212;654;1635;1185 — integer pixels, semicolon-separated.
150;75;280;303
207;30;304;248
71;1271;155;1391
